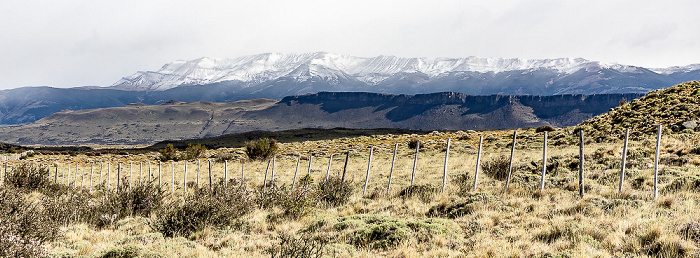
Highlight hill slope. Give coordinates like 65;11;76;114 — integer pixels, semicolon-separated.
577;81;700;141
0;92;641;146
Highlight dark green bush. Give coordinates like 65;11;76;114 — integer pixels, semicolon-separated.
267;232;329;258
535;125;556;133
92;180;166;228
245;138;278;161
182;144;206;161
158;144;180;162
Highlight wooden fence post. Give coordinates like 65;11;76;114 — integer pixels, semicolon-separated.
241;158;245;188
619;128;630;192
148;162;152;182
117;163;121;192
292;154;301;191
183;161;188;191
579;130;585;198
129;162;133;191
208;160;213;191
89;163;94;191
139;162;143;185
63;165;67;185
442;138;451;192
263;159;271;194
504;131;517;192
387;143;398;194
473;136;484;191
341;152;350;183
411;140;420;186
305;155;313;190
224;160;228;188
540;132;548;191
363;147;374;196
653;125;662;200
270;156;276;184
324;154;333;188
55;164;59;184
171;162;175;195
74;164;79;188
158;161;162;189
99;162;103;188
196;159;200;188
107;163;111;191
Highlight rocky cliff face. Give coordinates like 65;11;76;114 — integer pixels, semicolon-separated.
0;91;644;146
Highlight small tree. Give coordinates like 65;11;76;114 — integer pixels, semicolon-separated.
245;138;279;161
159;144;180;162
183;144;206;160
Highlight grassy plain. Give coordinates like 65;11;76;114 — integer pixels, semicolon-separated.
3;127;700;257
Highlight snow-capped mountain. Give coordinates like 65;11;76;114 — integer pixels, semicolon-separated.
112;52;675;92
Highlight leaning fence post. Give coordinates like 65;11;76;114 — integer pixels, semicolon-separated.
540;132;548;191
579;130;585;198
387;143;398;194
442;138;451;192
324;154;333;188
341;152;350;183
619;128;630;192
263;159;271;194
473;135;484;191
504;131;517;192
292;154;301;191
653;125;662;200
411;140;420;186
363;147;374;196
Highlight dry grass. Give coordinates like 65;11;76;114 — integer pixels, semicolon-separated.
2;128;700;257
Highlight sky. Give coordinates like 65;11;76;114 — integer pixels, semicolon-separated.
1;0;700;89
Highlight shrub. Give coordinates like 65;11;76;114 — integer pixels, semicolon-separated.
407;139;420;149
152;180;254;237
535;125;556;133
214;152;234;163
396;184;439;203
159;144;180;162
266;232;329;258
0;187;56;256
245;138;279;161
182;144;206;161
5;163;51;191
93;180;167;227
481;155;511;180
317;176;354;207
451;173;471;197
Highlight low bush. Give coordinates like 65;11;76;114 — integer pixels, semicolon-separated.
481;155;511;180
535;125;556;133
317;176;354;207
4;163;52;192
267;232;329;258
158;144;180;162
0;187;54;257
245;138;279;161
396;184;439;203
182;144;206;161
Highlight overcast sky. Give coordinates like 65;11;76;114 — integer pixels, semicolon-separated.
1;0;699;89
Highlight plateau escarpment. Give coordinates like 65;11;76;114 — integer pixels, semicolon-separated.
0;92;641;146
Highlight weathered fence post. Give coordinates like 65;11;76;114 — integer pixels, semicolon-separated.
63;165;67;185
504;131;517;192
341;152;350;183
579;130;585;198
89;163;94;191
139;162;143;185
74;164;79;188
55;164;59;184
305;155;313;191
619;128;630;192
171;162;175;195
183;161;188;192
411;140;420;186
158;161;162;189
442;138;451;192
387;143;398;194
196;159;200;188
363;147;374;196
270;156;276;184
117;163;122;192
107;163;111;191
292;154;301;191
98;162;103;188
241;158;246;188
148;162;152;182
324;154;333;188
653;125;662;200
224;160;228;188
208;160;213;191
129;162;133;191
473;135;484;191
263;159;271;194
540;132;548;191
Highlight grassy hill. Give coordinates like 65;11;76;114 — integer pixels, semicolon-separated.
577;81;700;142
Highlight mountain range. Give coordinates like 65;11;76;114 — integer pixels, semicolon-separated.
0;91;643;146
1;52;698;125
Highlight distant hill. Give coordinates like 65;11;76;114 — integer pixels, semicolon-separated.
577;81;700;141
0;91;642;146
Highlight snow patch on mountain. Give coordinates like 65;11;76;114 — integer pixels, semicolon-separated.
110;52;663;91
